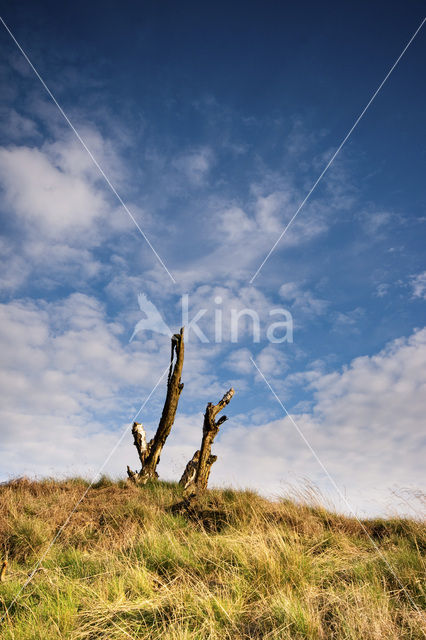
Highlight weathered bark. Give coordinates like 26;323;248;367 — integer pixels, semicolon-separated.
126;422;154;481
183;387;234;499
127;328;184;484
179;450;200;489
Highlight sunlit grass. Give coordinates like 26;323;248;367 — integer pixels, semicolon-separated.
0;477;424;638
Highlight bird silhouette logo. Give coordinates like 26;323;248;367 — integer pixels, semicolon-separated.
129;293;172;342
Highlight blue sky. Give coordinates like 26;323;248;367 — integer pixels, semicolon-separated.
0;0;425;516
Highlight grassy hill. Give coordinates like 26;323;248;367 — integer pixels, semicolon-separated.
0;477;424;639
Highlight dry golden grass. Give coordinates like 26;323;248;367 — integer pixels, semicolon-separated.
0;477;424;639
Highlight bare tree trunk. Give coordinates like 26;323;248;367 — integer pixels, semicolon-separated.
179;450;200;489
127;328;184;484
183;388;234;499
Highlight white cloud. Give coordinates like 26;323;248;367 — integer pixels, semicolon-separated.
176;283;276;343
410;271;426;300
0;295;165;414
256;344;289;377
216;327;426;516
360;210;393;234
375;283;390;298
225;348;254;375
0;127;151;294
0;237;30;291
217;206;256;240
173;147;213;186
279;281;328;315
170;196;329;289
332;307;365;332
0;109;343;297
0;145;106;240
254;191;290;235
0;109;39;140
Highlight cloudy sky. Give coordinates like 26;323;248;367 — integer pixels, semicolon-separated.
0;0;425;516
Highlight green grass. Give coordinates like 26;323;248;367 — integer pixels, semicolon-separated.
0;477;424;639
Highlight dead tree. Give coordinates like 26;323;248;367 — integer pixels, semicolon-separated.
127;328;184;484
179;450;200;489
181;388;234;499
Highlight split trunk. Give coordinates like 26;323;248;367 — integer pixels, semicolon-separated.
127;328;184;484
